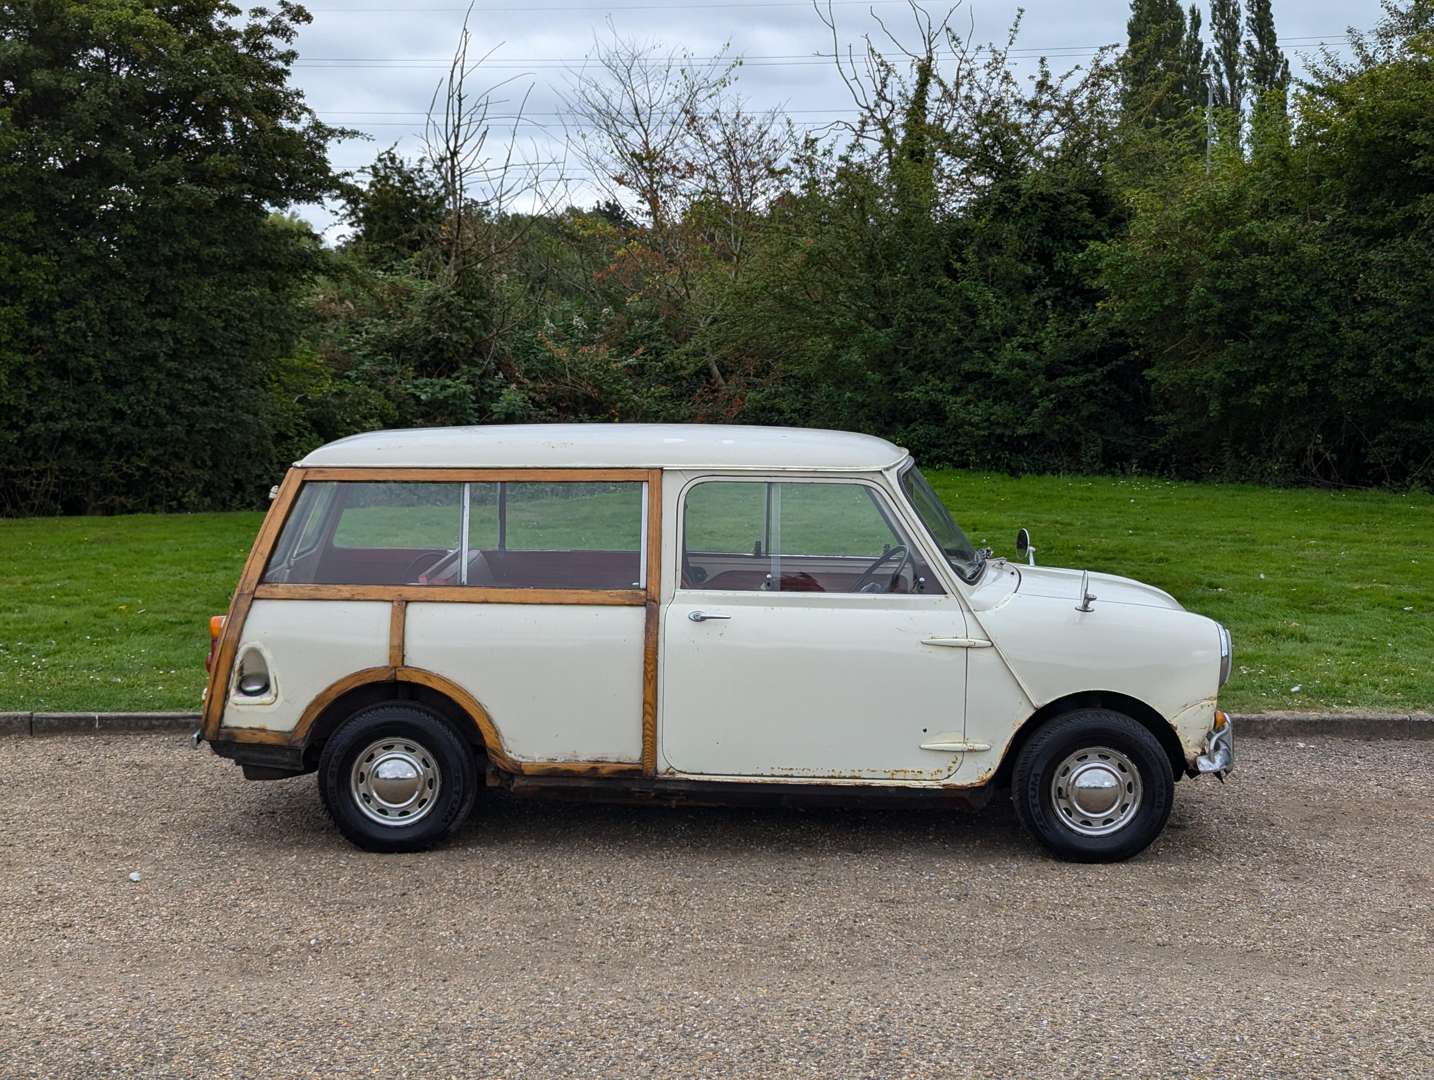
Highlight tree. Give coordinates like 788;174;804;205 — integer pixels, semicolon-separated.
564;28;736;230
0;0;348;513
341;148;445;266
1208;0;1244;114
1243;0;1289;125
1120;0;1199;125
1181;3;1209;109
1096;1;1434;486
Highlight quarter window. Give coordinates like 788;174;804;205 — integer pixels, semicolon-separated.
262;479;645;590
681;480;942;594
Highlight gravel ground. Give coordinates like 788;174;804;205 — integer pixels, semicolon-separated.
0;733;1430;1079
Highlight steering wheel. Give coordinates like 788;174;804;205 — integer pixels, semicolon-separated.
406;548;456;583
852;545;909;594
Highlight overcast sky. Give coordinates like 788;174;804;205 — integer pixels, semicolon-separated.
285;0;1382;236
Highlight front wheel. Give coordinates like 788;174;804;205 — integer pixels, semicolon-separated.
1011;708;1174;862
318;703;479;853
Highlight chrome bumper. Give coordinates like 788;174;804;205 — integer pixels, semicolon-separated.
1195;718;1234;777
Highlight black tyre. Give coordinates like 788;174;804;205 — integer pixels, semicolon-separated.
1011;708;1174;862
318;702;479;853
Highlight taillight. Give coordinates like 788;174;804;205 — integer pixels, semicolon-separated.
205;615;226;672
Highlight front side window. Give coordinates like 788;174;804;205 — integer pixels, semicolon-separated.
262;479;644;590
681;480;942;594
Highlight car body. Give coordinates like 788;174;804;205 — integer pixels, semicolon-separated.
199;423;1233;860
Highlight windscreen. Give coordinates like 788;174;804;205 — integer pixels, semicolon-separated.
898;465;982;582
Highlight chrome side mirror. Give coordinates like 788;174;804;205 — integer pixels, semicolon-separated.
1015;527;1036;566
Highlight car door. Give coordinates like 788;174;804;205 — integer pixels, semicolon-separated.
661;476;971;781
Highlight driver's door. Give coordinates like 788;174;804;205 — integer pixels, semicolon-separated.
661;476;971;781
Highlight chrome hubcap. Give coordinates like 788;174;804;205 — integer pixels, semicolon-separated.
350;738;441;827
1051;746;1142;837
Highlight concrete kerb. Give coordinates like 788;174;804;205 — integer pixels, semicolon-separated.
1;710;1431;739
1;712;201;736
1232;711;1433;740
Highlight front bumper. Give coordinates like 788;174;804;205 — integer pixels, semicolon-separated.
1195;713;1234;777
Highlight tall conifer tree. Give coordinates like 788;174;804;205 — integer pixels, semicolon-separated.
1182;3;1210;105
1121;0;1194;124
1209;0;1244;111
1244;0;1290;97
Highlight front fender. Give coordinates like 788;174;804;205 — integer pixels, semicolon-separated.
977;591;1222;732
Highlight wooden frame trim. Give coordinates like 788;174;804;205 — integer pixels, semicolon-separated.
641;469;663;776
213;665;643;778
205;464;668;780
511;760;644;778
302;467;651;483
202;468;305;741
388;600;407;667
253;583;646;605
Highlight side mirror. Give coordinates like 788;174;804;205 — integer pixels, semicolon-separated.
1015;527;1035;566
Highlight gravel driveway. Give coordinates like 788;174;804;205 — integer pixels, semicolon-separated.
0;732;1430;1079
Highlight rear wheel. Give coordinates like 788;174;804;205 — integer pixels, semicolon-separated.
318;702;479;853
1011;708;1174;862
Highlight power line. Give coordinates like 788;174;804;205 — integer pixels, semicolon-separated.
316;107;860;116
298;34;1348;61
291;35;1353;70
309;0;948;12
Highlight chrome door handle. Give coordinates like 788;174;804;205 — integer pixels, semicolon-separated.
688;610;731;622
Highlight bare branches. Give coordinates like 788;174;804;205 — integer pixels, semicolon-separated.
563;25;738;229
423;4;568;277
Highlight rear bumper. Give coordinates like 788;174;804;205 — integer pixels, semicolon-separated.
208;738;308;780
1195;715;1234;777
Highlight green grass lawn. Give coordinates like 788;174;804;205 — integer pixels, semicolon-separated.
1;471;1430;713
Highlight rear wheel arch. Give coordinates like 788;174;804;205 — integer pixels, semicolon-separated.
990;690;1185;789
299;671;497;771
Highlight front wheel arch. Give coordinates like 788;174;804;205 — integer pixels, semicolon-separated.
991;691;1186;790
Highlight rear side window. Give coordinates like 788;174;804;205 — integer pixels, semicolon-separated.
262;479;646;590
330;483;461;549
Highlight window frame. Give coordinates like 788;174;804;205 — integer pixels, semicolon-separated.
253;467;659;606
676;474;946;597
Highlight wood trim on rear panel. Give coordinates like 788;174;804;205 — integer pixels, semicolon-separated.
218;666;519;772
202;468;304;741
252;583;646;605
512;760;645;778
215;665;646;778
388;600;407;668
286;665;398;743
641;469;663;776
208;464;664;779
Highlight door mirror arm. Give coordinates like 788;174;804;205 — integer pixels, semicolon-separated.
1015;527;1036;567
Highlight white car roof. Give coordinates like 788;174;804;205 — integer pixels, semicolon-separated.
298;423;909;472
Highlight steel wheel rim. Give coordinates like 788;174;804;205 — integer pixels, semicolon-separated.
1050;745;1143;837
350;737;442;827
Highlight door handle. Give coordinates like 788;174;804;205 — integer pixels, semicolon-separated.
688;610;732;622
921;636;992;649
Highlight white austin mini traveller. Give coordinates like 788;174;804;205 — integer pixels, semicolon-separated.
199;424;1233;861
